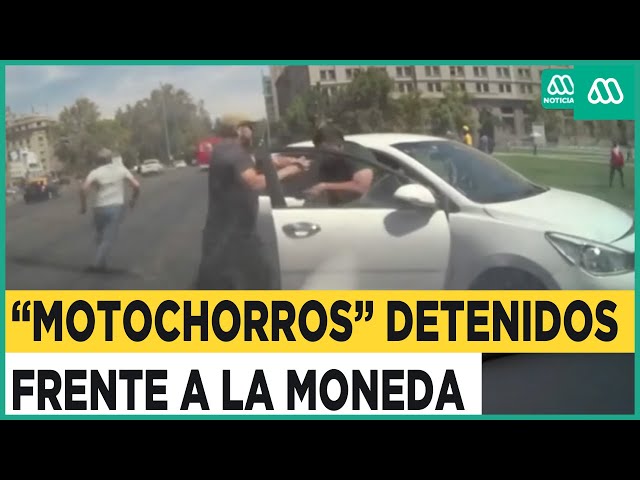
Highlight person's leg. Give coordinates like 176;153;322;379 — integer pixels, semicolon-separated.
232;238;274;290
91;207;109;270
194;229;233;289
94;205;124;269
609;165;615;187
194;254;235;289
619;167;624;187
93;207;107;246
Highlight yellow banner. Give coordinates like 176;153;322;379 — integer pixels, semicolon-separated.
5;290;635;353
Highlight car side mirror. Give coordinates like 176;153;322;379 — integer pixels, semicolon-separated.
393;184;437;208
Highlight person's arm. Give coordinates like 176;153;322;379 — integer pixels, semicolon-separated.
124;168;141;208
306;168;374;197
241;164;304;191
79;171;96;214
238;150;303;191
271;154;310;170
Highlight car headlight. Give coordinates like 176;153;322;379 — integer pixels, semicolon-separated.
545;232;634;276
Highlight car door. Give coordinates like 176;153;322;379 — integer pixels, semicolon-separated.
261;146;452;290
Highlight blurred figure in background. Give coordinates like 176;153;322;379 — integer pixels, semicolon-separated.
609;141;625;188
461;125;473;146
479;133;489;153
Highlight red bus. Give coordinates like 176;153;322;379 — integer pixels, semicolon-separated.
196;136;223;170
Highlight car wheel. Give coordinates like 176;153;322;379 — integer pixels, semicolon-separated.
469;267;546;290
472;268;546;363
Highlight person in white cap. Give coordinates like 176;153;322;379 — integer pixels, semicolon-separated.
194;114;308;289
80;147;141;273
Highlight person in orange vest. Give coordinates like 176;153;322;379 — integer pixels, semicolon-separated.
609;141;625;188
461;125;473;146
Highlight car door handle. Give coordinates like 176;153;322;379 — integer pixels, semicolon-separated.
282;222;321;239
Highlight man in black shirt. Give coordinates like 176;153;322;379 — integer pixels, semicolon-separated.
194;114;307;290
305;125;375;206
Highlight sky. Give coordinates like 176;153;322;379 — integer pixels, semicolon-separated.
5;65;268;120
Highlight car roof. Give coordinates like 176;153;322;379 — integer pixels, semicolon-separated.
286;132;445;149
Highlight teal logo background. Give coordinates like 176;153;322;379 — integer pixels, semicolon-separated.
541;65;635;120
541;69;575;110
572;65;635;120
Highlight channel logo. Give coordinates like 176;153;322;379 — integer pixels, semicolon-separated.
541;69;575;110
541;65;634;119
547;74;574;96
587;78;624;105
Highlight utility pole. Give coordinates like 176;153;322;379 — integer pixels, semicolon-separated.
262;70;272;147
159;82;172;162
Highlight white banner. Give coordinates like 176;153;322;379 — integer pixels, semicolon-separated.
6;352;482;415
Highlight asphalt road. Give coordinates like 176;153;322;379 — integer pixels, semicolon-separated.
6;167;208;290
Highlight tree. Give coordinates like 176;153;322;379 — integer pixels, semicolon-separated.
524;97;564;143
543;111;564;143
330;67;396;133
115;84;212;164
477;107;500;138
91;119;133;163
53;98;103;172
523;96;546;123
283;93;316;141
426;84;474;135
394;91;428;133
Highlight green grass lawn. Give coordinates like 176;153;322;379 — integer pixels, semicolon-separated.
495;153;635;212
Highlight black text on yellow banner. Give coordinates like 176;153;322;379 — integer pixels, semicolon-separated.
5;290;634;354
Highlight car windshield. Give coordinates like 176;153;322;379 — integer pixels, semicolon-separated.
392;140;548;203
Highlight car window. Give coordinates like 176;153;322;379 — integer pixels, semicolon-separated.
392;140;548;203
266;144;422;210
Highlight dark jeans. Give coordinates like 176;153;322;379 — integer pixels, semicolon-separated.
609;165;624;187
93;204;125;268
194;233;273;290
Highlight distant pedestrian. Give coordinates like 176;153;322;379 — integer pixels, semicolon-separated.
479;134;489;153
609;141;625;188
461;125;473;146
80;148;141;272
487;136;495;154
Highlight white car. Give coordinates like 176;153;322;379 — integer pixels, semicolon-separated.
255;133;634;290
174;160;187;168
140;159;164;175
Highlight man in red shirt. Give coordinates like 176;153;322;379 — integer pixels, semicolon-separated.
609;141;625;188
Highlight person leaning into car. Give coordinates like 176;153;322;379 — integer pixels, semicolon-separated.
80;147;141;273
305;124;375;206
194;113;309;290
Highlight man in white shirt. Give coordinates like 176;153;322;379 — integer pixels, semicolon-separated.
80;148;141;272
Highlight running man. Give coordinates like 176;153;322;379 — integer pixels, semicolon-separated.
80;148;141;272
609;141;625;188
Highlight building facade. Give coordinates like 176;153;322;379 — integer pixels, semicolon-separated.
269;64;570;140
5;110;62;173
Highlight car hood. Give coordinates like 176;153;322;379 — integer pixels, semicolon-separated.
483;187;634;244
